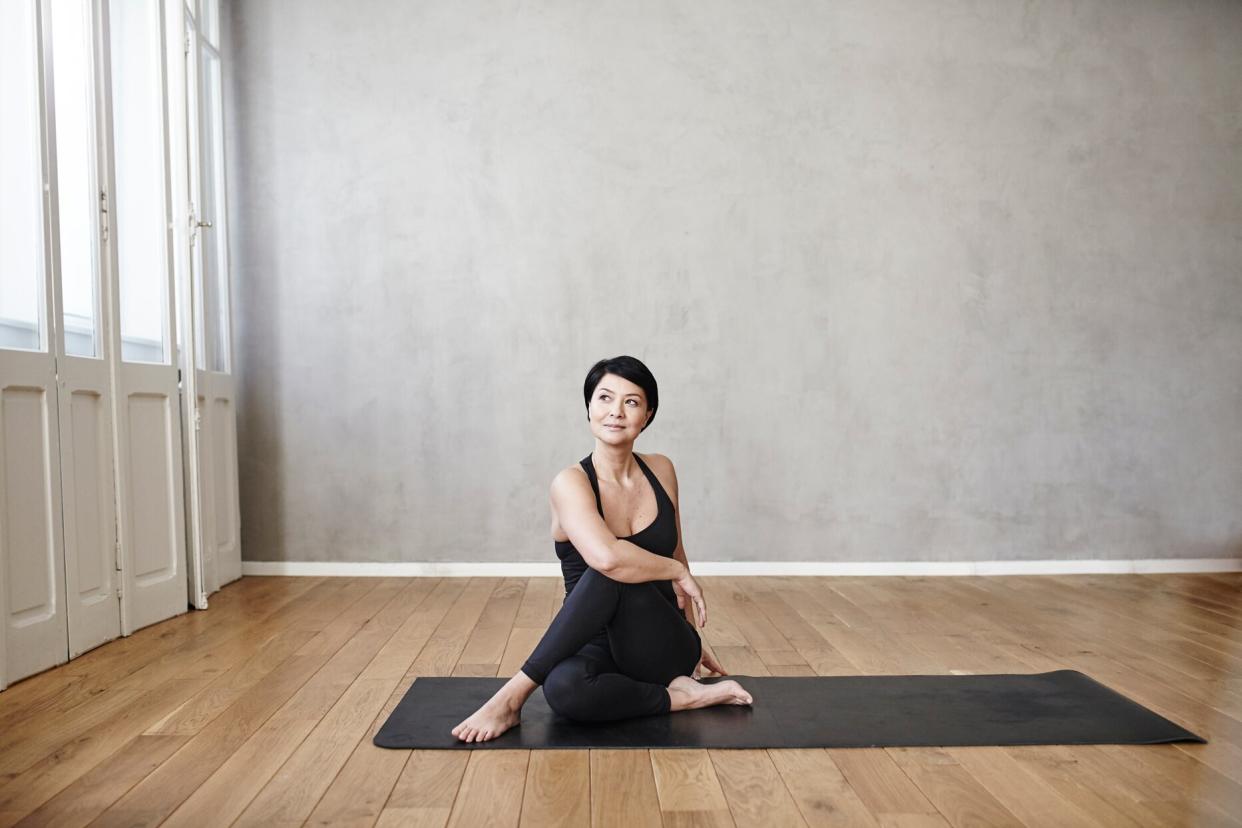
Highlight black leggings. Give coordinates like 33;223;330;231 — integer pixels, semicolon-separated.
520;567;703;722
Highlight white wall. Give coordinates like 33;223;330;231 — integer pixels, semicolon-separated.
222;0;1242;565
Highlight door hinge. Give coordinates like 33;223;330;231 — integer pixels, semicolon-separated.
189;203;197;247
184;32;190;54
99;189;109;243
115;539;124;599
194;409;203;431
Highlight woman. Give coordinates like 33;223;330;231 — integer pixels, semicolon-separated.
452;355;753;742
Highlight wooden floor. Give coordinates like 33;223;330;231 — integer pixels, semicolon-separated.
0;572;1239;827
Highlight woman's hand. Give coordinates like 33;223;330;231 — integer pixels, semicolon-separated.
672;568;707;629
694;647;729;679
672;567;724;678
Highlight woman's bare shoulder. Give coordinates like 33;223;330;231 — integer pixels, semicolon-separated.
550;462;589;492
640;452;675;474
639;453;679;498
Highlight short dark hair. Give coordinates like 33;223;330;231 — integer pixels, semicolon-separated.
583;356;659;432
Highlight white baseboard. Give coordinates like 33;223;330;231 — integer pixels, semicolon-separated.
241;558;1242;578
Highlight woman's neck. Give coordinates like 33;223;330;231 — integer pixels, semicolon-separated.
591;444;642;485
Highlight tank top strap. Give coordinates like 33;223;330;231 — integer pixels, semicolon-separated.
633;453;671;506
579;454;604;518
632;452;657;489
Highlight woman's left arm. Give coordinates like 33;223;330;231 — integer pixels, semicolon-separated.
673;547;697;629
663;459;728;677
662;457;698;627
663;458;719;646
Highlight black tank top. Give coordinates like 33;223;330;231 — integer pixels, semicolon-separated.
555;452;679;600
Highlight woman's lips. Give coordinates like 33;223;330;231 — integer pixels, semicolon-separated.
605;424;624;430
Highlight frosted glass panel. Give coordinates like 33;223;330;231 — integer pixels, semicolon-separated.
186;18;202;371
199;48;229;373
200;0;219;48
51;0;101;359
110;0;170;364
0;0;46;352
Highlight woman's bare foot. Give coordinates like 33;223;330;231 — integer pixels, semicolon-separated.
451;671;537;743
451;695;522;743
667;675;753;711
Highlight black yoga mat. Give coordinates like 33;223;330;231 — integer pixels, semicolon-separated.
373;669;1205;750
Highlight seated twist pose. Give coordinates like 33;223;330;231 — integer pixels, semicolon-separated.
452;356;753;742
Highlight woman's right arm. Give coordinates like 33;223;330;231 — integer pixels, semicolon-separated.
605;539;687;583
599;537;704;626
550;470;686;584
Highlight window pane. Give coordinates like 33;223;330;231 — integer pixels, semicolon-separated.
51;0;101;358
200;0;218;48
199;47;229;373
110;0;169;364
186;18;203;372
0;0;47;352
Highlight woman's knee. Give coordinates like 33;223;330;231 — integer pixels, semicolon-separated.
542;660;594;720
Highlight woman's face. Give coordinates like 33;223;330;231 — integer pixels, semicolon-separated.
589;373;652;442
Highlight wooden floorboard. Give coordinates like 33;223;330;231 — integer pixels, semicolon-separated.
0;572;1238;827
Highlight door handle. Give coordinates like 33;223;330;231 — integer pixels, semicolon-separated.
197;220;213;228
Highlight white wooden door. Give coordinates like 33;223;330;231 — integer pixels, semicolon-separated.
101;0;190;634
3;0;233;689
1;0;125;689
47;0;123;662
1;0;69;692
181;0;241;599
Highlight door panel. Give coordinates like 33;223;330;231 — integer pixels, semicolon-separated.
127;395;174;579
194;378;241;593
210;383;240;585
120;366;187;630
195;390;217;592
60;364;120;658
0;352;68;686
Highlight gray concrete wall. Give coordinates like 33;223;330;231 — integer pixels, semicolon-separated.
222;0;1242;564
